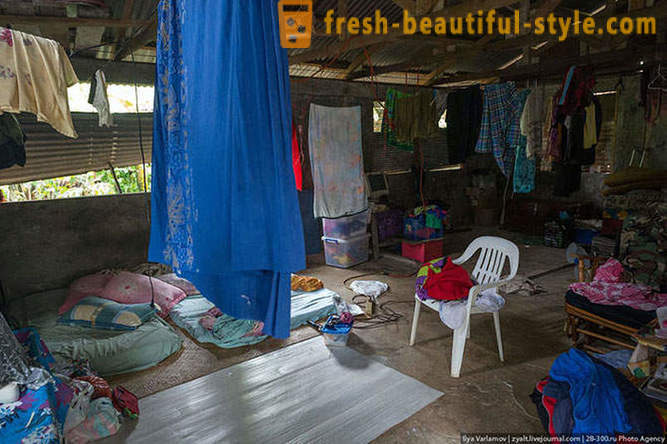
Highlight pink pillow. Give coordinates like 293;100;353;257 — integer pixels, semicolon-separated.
155;273;200;296
59;273;112;315
100;272;186;317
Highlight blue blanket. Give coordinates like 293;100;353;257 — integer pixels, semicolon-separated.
169;289;338;349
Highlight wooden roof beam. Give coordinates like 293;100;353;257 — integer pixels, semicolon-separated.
114;17;157;61
342;43;386;79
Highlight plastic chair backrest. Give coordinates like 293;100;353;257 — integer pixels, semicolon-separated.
452;236;519;285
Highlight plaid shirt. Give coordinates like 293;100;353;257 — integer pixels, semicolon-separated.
475;82;528;177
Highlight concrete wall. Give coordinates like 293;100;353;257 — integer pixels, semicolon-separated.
0;193;150;300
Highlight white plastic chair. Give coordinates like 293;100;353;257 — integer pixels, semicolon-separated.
409;236;519;377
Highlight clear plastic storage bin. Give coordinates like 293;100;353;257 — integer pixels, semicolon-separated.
322;210;369;239
322;234;370;268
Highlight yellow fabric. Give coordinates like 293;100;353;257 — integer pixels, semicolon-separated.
0;27;78;138
291;275;324;292
583;103;597;149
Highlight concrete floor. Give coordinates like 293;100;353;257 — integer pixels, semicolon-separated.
110;227;577;442
305;228;575;442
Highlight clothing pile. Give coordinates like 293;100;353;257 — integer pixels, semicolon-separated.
1;313;127;444
531;348;663;438
404;205;449;241
415;257;505;330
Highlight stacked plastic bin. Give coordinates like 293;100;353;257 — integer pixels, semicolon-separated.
321;210;370;268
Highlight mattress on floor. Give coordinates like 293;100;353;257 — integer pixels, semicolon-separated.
17;289;183;376
169;288;338;348
565;290;656;329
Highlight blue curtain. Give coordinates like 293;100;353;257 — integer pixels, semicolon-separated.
150;0;305;338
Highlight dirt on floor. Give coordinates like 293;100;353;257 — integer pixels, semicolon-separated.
109;227;577;442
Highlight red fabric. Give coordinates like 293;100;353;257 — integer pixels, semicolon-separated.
292;122;303;191
422;257;473;301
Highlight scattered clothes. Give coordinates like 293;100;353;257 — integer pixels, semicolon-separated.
549;348;631;435
382;88;414;151
536;378;559;437
149;0;305;339
291;122;303;191
291;274;324;292
475;82;527;177
87;70;112;127
591;349;633;369
618;202;666;290
65;397;120;444
543;378;574;436
498;274;543;296
438;289;504;330
446;86;482;164
349;280;388;300
416;257;473;301
308;104;367;218
0;112;25;170
0;27;78;138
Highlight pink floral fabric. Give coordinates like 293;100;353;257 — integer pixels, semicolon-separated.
570;281;667;312
593;258;624;283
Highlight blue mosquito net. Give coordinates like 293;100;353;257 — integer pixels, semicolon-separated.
149;0;305;338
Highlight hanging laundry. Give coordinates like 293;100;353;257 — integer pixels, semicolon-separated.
0;27;78;138
87;69;113;128
308;104;367;218
446;86;482;164
394;90;438;143
149;0;305;338
291;121;302;191
513;89;535;193
520;87;544;158
475;82;527;177
0;112;26;170
382;88;414;151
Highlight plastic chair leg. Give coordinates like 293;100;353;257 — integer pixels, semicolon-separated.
450;321;468;377
493;311;504;362
409;299;421;346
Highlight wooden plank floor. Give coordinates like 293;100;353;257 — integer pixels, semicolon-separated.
104;337;442;443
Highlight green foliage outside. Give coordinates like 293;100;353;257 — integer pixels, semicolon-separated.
0;164;151;202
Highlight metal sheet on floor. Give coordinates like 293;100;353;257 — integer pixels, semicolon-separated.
110;336;442;443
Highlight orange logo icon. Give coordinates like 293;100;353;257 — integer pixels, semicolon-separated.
278;0;312;48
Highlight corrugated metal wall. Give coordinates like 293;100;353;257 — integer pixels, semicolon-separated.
0;112;153;185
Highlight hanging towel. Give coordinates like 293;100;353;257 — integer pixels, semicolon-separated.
382;88;414;151
0;27;78;138
89;70;113;128
520;87;544;158
308;104;367;218
513;89;535;194
291;122;303;191
475;82;526;177
149;0;305;339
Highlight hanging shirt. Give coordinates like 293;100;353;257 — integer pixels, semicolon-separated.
583;102;597;149
89;70;113;128
0;27;78;138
